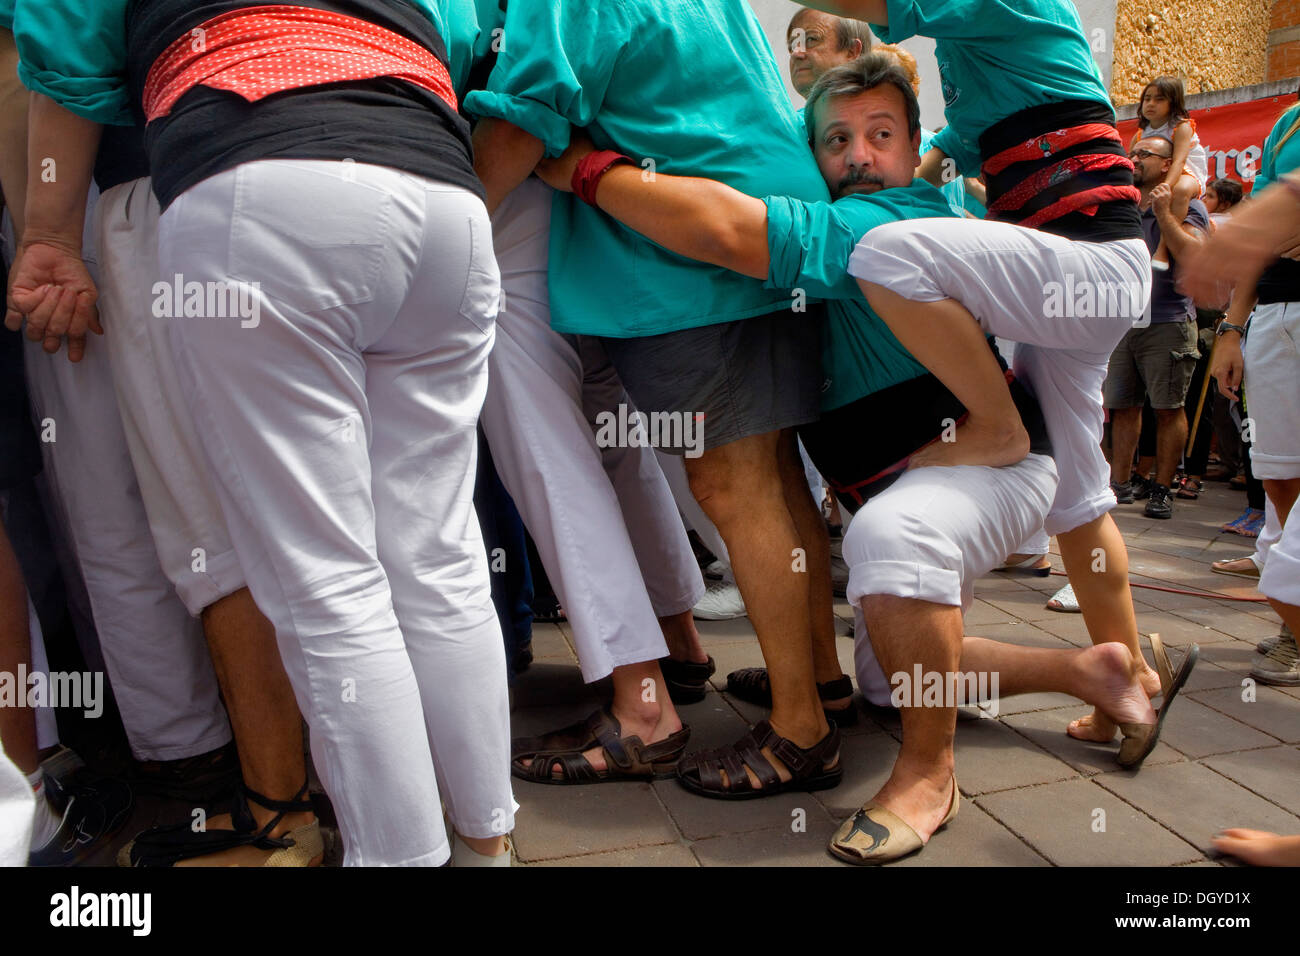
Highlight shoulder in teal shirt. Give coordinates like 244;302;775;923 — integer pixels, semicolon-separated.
1254;103;1300;193
764;179;957;411
466;0;830;338
874;0;1111;176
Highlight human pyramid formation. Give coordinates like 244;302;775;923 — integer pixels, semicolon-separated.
0;0;1296;869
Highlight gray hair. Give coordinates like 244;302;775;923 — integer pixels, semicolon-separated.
804;52;921;141
832;15;874;53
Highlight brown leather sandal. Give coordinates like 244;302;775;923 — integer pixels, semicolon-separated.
510;708;691;784
676;720;842;800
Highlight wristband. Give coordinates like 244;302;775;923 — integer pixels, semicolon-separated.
572;150;633;207
1216;321;1248;338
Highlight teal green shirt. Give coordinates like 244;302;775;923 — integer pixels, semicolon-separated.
0;0;13;33
465;0;830;337
12;0;493;126
1254;104;1300;192
920;126;975;217
874;0;1111;177
764;179;957;411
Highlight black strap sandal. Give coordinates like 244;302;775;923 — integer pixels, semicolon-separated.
725;668;859;725
658;655;716;704
120;779;317;867
511;708;690;784
676;720;842;800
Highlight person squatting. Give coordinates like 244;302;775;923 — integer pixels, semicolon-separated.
0;0;1290;868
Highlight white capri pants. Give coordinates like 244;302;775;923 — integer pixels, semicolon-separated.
95;179;248;616
1243;301;1300;481
158;160;514;866
480;178;703;682
21;192;231;762
844;454;1059;705
848;217;1150;537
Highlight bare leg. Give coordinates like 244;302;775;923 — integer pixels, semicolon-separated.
856;595;961;841
0;522;37;775
856;282;1030;469
1109;407;1141;485
660;609;708;664
1058;515;1161;742
1153;408;1187;488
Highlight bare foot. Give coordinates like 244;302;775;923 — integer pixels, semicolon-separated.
1068;643;1156;740
908;416;1030;470
1212;829;1300;866
1068;647;1160;741
864;763;956;844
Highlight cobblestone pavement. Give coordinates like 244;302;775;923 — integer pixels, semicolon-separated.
507;481;1299;867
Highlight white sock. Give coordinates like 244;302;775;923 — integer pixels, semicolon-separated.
27;769;63;849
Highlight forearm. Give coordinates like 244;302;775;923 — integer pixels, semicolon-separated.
0;31;29;237
917;146;948;188
472;117;545;214
1223;291;1256;328
1155;209;1201;260
592;166;770;278
22;93;100;252
800;0;889;22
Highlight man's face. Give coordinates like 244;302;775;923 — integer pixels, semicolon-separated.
811;86;920;200
1129;141;1172;188
788;10;857;98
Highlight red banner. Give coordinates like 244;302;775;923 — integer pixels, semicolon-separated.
1118;91;1299;193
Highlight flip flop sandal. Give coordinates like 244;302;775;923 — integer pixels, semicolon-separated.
658;655;716;704
1176;477;1202;500
1117;643;1199;769
726;668;859;726
1211;557;1260;579
118;779;322;867
510;707;690;784
1147;632;1173;697
1045;582;1081;613
828;777;959;865
675;720;841;800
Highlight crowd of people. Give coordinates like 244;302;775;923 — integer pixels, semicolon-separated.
0;0;1296;869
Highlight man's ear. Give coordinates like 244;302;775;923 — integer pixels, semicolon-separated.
849;39;864;57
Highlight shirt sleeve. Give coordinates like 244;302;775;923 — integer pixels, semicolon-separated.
13;0;132;125
930;124;980;178
463;0;630;156
1252;108;1298;193
1181;201;1209;237
764;196;865;300
874;0;993;43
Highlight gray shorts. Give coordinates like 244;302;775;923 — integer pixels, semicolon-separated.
597;308;822;454
1103;319;1199;410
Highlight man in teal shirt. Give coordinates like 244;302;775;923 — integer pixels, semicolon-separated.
535;54;1176;863
469;0;844;788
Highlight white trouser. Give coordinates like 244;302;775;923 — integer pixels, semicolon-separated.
21;192;230;762
1243;301;1300;480
1260;501;1300;607
480;179;703;682
159;160;514;866
95;179;247;615
0;739;33;866
843;454;1059;705
849;218;1151;537
1252;499;1281;572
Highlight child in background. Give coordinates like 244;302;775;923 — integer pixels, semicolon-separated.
1133;76;1208;264
1202;177;1243;228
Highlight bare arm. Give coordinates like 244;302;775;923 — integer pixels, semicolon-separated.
1151;183;1204;260
1163;122;1193;189
535;136;770;278
4;92;102;362
472;117;546;215
801;1;889;24
917;145;948;188
0;29;29;238
1210;292;1254;400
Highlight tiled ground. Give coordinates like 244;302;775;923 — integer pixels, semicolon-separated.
507;480;1299;867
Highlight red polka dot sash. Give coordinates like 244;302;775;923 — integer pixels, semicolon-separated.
143;4;458;122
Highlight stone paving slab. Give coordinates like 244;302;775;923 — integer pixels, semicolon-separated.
947;717;1080;795
888;801;1050;867
976;778;1202;866
999;706;1183;774
1187;685;1300;744
1094;762;1300;854
688;812;841;867
1156;698;1281;758
1201;746;1300;816
533;843;700;867
511;781;680;863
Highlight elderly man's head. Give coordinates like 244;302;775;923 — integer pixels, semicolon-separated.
787;7;873;97
1129;134;1174;189
804;54;922;200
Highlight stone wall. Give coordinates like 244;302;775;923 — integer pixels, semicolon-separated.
1112;0;1270;104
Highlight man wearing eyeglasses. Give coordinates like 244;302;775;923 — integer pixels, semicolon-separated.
1103;134;1209;520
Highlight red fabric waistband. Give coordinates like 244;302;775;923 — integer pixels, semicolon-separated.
987;152;1136;216
1001;184;1143;231
982;122;1123;176
142;4;458;123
